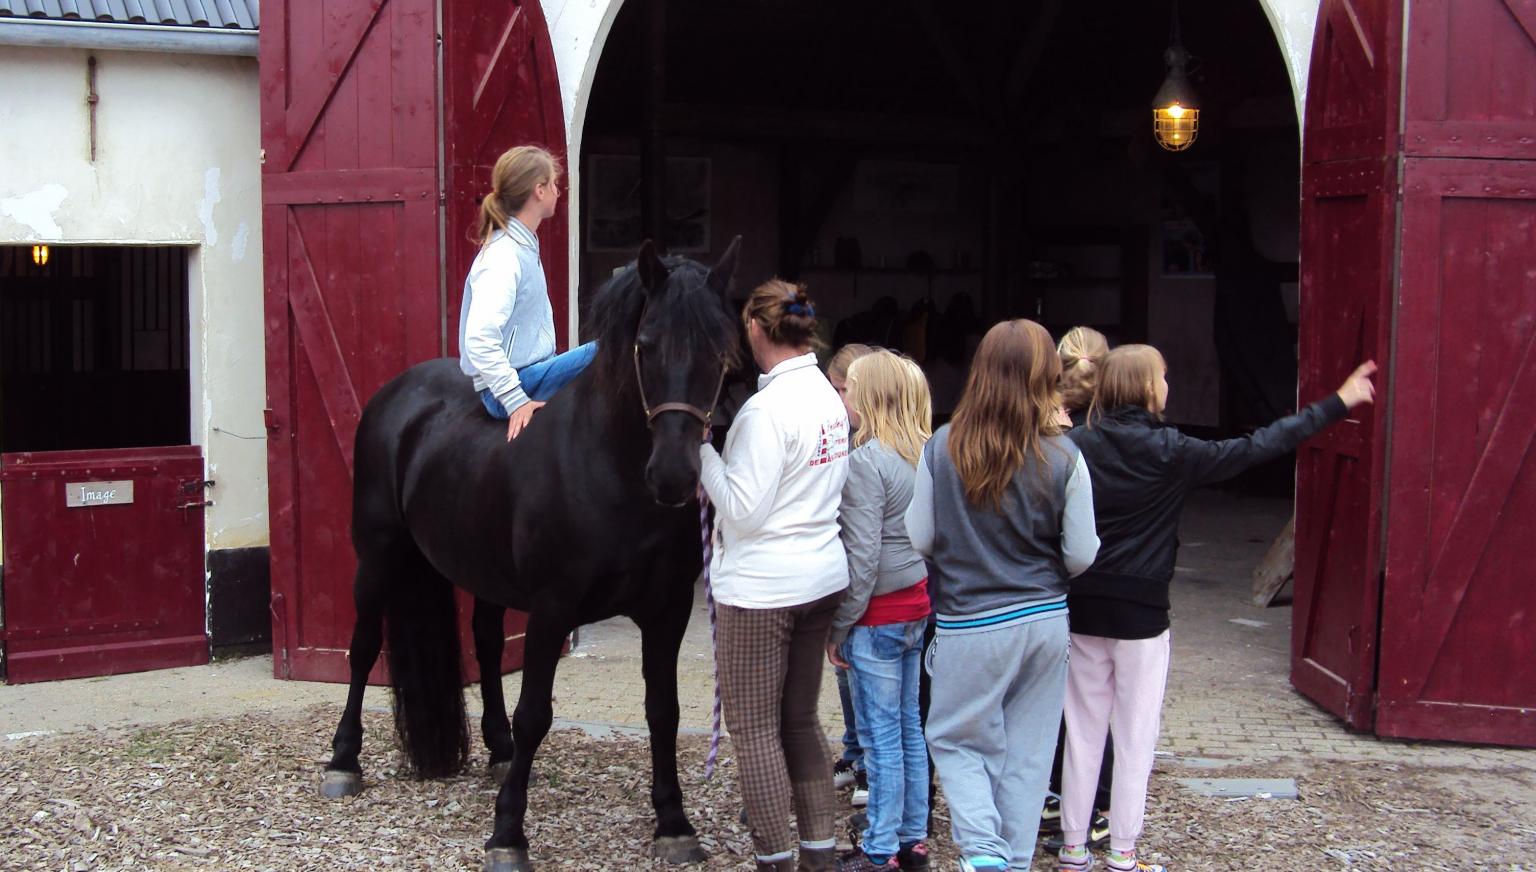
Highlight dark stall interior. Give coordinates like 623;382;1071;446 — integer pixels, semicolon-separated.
0;245;191;453
580;0;1302;493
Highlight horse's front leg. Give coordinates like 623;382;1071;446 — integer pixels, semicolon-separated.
641;587;707;864
482;611;569;872
472;597;516;784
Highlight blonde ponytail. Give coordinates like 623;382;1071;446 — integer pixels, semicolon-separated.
476;145;562;245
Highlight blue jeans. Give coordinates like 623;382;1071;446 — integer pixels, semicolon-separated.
836;666;864;770
843;619;930;861
479;342;597;419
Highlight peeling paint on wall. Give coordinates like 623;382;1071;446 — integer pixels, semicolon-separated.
232;221;250;261
199;167;222;247
0;184;69;237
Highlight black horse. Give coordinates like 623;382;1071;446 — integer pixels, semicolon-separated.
320;239;743;872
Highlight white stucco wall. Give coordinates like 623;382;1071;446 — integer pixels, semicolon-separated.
0;46;266;553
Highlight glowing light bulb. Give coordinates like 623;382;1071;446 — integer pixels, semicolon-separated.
1166;104;1186;119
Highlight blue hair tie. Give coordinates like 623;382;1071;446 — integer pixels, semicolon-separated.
787;302;814;317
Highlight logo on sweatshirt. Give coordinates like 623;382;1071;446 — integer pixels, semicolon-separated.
809;417;849;467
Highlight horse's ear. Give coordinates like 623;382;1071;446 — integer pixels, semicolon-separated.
707;235;742;299
637;240;669;294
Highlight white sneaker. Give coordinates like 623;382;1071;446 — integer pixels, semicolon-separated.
850;787;869;807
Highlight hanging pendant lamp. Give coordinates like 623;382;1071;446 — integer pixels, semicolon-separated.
1152;0;1199;152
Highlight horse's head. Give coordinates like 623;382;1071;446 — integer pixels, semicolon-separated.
588;237;743;507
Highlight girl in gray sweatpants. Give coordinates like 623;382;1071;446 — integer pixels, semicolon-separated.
905;320;1099;872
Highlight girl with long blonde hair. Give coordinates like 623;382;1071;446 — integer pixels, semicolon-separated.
458;145;596;440
1057;346;1375;872
904;320;1100;872
826;351;934;871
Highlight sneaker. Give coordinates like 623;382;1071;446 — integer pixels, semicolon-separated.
1057;843;1092;872
957;857;1009;872
1040;795;1063;833
896;840;930;872
851;770;869;807
1104;851;1164;872
1043;811;1111;853
835;850;898;872
1088;812;1110;848
846;812;868;850
834;758;860;790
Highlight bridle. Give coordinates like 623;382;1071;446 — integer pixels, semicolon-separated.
633;343;728;428
631;300;730;428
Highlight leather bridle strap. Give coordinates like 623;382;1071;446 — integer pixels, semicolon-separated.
633;341;728;428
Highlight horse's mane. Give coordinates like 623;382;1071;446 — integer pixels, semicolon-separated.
583;256;743;404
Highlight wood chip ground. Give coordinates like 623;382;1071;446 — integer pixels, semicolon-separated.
2;706;1531;870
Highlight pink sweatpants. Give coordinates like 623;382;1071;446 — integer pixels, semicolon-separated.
1060;630;1171;854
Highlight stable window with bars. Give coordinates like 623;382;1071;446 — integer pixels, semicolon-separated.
0;245;191;453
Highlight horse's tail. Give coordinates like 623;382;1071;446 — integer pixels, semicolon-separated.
384;562;469;778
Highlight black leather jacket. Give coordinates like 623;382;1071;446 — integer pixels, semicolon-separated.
1065;395;1347;636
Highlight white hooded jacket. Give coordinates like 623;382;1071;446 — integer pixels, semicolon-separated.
699;353;851;609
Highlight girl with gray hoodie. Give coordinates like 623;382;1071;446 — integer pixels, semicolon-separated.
828;350;936;872
905;319;1100;872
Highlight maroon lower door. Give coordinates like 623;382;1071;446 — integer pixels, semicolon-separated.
0;447;208;684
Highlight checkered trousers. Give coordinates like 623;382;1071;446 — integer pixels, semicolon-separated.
716;591;843;863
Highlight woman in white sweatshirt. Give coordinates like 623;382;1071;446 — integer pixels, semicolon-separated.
700;279;851;872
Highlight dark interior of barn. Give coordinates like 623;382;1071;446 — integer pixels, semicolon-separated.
0;245;191;453
580;0;1303;494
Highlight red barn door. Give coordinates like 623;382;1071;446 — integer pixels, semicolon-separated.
1291;0;1403;730
1377;0;1536;746
261;0;567;682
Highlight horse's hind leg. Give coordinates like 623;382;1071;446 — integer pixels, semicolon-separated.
482;610;571;872
320;559;387;798
472;597;516;784
641;587;707;864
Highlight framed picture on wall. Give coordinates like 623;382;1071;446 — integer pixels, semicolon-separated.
853;161;959;214
586;155;711;253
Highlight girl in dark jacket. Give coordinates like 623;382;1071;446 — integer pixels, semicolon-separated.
1056;346;1376;872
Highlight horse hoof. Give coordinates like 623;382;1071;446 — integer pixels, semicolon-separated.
482;846;533;872
489;760;513;785
653;835;708;864
319;769;363;799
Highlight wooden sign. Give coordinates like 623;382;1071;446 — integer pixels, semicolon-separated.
65;480;134;508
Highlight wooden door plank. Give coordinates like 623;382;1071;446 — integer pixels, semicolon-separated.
1502;0;1536;45
286;214;362;474
271;0;388;172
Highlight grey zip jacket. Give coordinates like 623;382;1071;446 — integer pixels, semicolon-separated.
830;439;929;645
456;219;557;413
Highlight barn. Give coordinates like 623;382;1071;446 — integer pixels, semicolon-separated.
2;0;1532;749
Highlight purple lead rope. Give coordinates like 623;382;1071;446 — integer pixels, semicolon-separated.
700;485;724;778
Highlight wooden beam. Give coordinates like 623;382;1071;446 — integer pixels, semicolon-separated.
1004;0;1064;114
641;0;668;250
906;0;991;121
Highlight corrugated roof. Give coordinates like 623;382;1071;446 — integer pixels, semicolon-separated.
0;1;259;30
